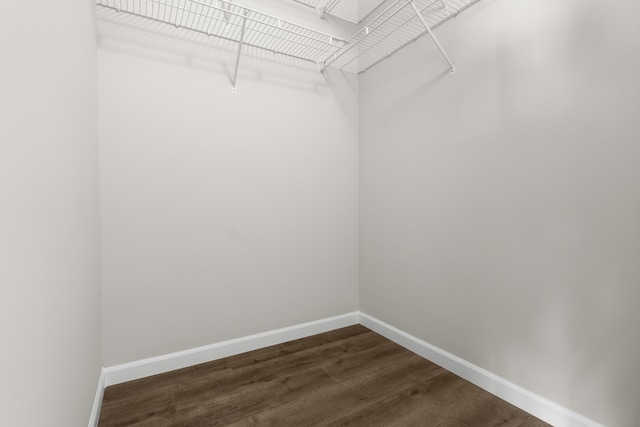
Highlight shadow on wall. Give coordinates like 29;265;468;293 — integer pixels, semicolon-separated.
96;7;337;95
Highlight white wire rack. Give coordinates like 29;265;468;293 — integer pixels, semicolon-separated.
327;0;388;24
293;0;385;24
291;0;326;9
325;0;481;73
97;0;347;88
98;0;482;83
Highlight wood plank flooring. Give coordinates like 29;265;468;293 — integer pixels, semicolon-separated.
99;325;550;426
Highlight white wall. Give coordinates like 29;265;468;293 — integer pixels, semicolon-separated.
98;1;359;366
359;1;640;426
0;2;101;426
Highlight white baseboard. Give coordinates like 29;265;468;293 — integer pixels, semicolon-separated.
103;312;359;387
88;367;105;427
358;312;605;427
94;311;601;427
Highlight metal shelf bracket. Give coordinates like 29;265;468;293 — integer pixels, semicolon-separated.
231;9;248;93
409;1;456;75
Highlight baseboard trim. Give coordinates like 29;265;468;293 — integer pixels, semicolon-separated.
88;367;105;427
96;311;602;427
358;312;604;427
103;312;359;387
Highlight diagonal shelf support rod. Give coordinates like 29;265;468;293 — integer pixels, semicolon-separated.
231;10;248;93
409;0;456;74
323;0;342;16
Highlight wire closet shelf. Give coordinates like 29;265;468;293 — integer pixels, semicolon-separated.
293;0;386;24
325;0;481;74
96;0;347;64
97;0;483;80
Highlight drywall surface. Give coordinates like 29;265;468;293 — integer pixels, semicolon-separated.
359;0;640;426
98;1;359;366
0;2;101;426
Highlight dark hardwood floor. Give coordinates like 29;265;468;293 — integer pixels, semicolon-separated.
99;325;550;426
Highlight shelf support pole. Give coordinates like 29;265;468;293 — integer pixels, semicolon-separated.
231;10;248;93
409;1;456;75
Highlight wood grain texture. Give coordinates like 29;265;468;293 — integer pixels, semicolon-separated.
99;325;550;426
